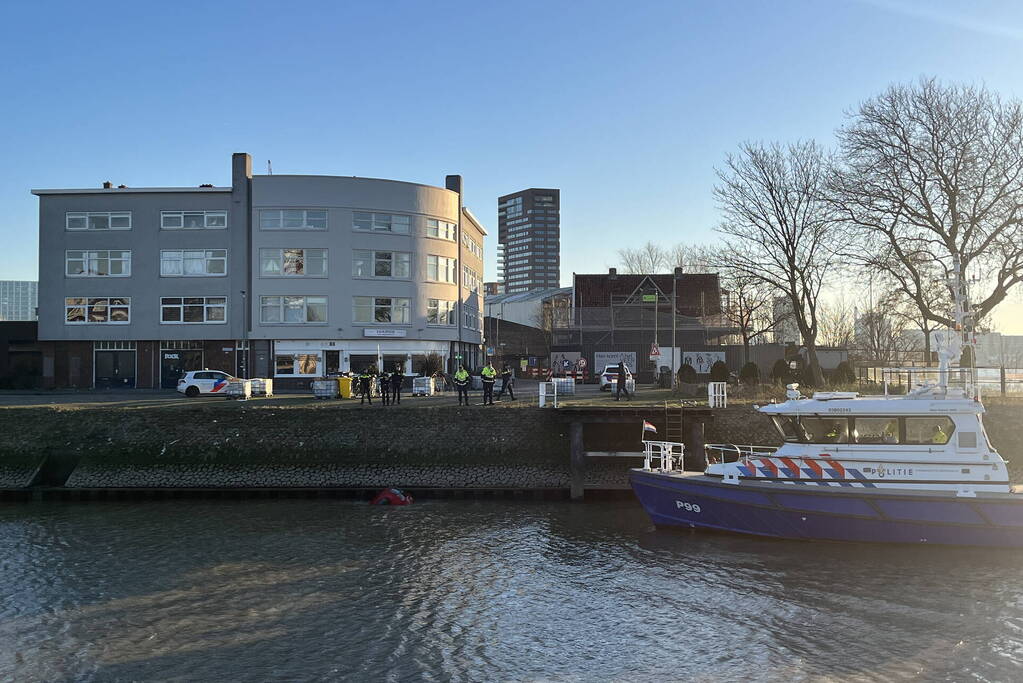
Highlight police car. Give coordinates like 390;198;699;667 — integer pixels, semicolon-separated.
598;364;633;391
176;370;234;397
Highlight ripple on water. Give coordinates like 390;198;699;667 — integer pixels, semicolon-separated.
2;499;1023;681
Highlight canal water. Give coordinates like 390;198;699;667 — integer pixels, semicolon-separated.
2;499;1023;682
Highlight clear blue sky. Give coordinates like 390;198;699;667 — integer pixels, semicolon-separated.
4;0;1023;326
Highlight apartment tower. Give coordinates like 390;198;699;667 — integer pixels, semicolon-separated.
497;189;560;293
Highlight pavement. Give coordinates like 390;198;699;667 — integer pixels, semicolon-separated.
0;380;690;410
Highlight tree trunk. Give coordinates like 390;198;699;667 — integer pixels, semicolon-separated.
804;344;826;387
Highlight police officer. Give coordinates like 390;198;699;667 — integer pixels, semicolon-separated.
359;367;373;405
391;364;404;404
453;365;470;406
496;364;516;401
481;362;497;405
379;368;391;406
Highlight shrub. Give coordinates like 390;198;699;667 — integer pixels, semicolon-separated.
739;361;760;385
709;360;729;382
771;358;791;383
832;360;856;385
677;363;697;384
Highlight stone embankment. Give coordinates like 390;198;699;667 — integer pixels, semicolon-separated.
2;400;1021;493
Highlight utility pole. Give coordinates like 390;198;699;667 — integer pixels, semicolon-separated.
672;274;677;387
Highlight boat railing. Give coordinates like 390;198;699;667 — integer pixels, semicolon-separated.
705;443;776;465
642;440;684;472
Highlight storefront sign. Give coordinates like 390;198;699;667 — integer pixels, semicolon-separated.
594;351;637;371
363;328;407;338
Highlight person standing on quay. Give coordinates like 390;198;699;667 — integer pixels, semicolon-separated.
391;364;404;405
379;368;391;406
616;361;631;401
496;364;516;401
359;367;373;406
454;365;470;406
481;362;497;405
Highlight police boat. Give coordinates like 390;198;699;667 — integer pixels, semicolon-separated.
630;268;1023;547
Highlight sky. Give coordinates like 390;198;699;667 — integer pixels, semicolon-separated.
3;0;1023;331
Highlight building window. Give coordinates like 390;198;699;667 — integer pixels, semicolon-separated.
274;353;319;376
160;211;227;230
259;209;327;230
352;251;411;278
259;296;328;324
160;249;227;276
260;248;328;277
427;299;456;325
426;218;457;240
65;250;131;277
353;212;410;234
66;212;131;231
352;297;410;324
463;265;481;293
462;233;483;259
426;255;458;283
65;297;130;324
160;296;227;324
463;307;482;331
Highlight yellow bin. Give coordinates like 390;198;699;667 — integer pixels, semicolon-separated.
338;376;353;399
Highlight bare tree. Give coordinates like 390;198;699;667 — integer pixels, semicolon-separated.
715;140;841;386
832;79;1023;362
617;241;668;273
669;243;719;273
720;270;780;364
818;293;856;349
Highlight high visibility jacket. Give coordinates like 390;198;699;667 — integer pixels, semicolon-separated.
481;367;497;381
932;430;947;444
454;370;469;384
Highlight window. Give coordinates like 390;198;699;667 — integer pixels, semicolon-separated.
65;250;131;277
353;212;410;234
260;248;327;277
66;212;131;231
426;255;458;283
160;297;227;324
352;251;411;278
426;218;457;240
352;297;410;324
259;209;327;230
464;307;482;331
427;299;456;325
161;211;227;229
849;417;898;444
65;297;130;324
160;249;227;276
463;265;482;293
462;233;483;259
259;296;327;323
275;353;319;376
904;417;955;445
801;417;850;444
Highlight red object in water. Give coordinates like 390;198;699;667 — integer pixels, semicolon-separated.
370;488;414;505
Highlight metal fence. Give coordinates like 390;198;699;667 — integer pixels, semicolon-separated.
858;366;1023;395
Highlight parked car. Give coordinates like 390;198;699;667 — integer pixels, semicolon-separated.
598;364;633;391
177;370;235;397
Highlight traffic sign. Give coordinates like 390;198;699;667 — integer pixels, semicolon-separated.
650;343;661;357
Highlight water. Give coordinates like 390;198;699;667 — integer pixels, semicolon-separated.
3;500;1023;682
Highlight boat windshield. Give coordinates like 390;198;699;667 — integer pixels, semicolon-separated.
770;415;956;445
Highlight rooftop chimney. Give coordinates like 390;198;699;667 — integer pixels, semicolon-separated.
102;181;112;189
608;267;617;277
674;266;684;278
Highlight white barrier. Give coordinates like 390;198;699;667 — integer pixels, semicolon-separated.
539;381;558;408
709;381;727;408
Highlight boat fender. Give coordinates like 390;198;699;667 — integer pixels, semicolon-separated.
370;488;414;505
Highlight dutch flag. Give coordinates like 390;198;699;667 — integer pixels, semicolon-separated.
642;420;657;434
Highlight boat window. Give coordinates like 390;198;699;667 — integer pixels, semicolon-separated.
800;417;849;444
904;417;954;445
852;417;900;444
771;416;801;442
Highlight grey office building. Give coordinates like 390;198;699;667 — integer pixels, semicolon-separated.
31;153;486;389
0;281;38;321
497;189;560;293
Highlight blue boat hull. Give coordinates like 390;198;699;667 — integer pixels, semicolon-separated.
630;469;1023;547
